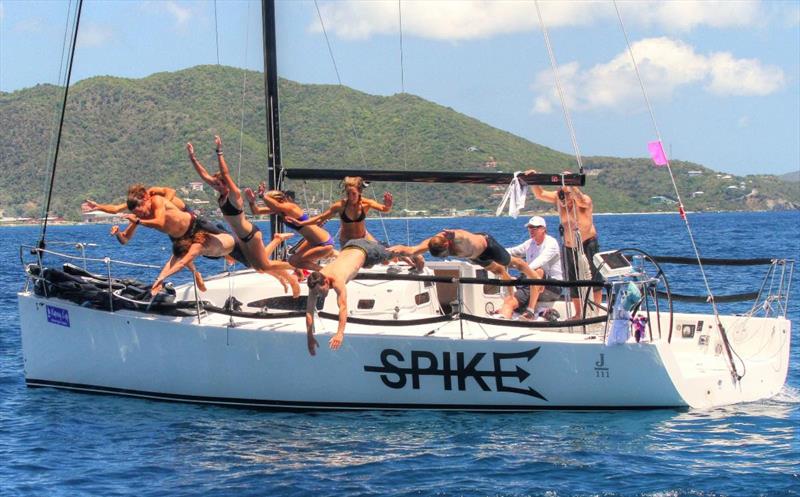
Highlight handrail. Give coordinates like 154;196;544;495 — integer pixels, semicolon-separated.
20;244;161;270
353;272;609;288
22;243;791;334
650;255;786;266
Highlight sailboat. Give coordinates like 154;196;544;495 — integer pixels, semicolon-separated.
17;0;792;410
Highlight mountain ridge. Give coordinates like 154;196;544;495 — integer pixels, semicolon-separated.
0;65;796;220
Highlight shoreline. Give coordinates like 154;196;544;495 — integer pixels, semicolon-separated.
0;209;795;227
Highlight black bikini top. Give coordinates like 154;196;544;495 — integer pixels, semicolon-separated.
219;195;243;216
340;204;366;223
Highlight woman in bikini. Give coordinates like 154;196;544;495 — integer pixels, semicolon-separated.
150;230;249;295
287;176;393;246
187;136;298;296
244;182;335;271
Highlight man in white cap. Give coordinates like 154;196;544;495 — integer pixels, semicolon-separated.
496;216;564;320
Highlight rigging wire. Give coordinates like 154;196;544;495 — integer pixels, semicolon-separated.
313;0;391;245
611;1;740;380
398;0;411;245
38;0;83;250
533;0;583;173
213;0;221;65
235;0;251;185
37;0;76;227
533;1;589;318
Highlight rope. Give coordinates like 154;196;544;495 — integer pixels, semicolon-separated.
612;1;739;380
38;0;83;250
533;0;583;173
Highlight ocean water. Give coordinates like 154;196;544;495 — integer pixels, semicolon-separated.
1;211;798;496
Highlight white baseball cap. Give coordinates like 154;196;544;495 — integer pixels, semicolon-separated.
525;216;546;228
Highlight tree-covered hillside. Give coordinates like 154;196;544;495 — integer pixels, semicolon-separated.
1;65;796;220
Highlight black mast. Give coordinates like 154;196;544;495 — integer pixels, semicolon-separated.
262;0;282;240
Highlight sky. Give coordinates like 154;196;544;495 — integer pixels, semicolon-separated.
1;0;798;176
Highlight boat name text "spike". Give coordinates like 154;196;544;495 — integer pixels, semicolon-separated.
363;348;547;400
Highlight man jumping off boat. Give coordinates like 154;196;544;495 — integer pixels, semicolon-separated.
84;185;187;214
83;184;224;245
390;229;517;281
305;239;399;356
526;169;603;318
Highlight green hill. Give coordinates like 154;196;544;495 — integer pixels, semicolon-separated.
1;65;797;220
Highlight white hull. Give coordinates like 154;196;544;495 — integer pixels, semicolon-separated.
17;264;791;410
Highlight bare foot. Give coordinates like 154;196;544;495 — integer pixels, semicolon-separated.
275;232;294;241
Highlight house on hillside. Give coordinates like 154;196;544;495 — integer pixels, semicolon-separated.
650;195;677;205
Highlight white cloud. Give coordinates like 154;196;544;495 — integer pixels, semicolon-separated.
77;24;113;48
530;37;787;114
311;0;764;41
706;53;785;96
619;1;762;31
13;18;45;34
142;0;192;28
164;1;191;27
737;116;750;128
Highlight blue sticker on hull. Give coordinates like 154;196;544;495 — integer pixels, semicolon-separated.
46;305;70;327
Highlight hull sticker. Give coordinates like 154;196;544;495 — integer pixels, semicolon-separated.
46;305;70;327
594;353;609;378
364;347;546;400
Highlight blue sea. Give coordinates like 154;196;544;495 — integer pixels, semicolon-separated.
1;211;798;496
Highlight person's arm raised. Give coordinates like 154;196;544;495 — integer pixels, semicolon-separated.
567;186;592;208
186;142;217;186
523;169;559;204
214;135;240;196
364;192;393;213
83;199;127;214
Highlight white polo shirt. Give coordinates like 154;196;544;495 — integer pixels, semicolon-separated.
507;234;563;280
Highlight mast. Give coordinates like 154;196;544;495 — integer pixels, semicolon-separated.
262;0;282;239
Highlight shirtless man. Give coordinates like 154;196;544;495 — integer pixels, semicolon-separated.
526;169;602;318
85;184;223;245
390;229;516;280
84;185;187;214
305;239;398;356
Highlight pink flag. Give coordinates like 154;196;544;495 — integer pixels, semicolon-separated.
648;140;668;167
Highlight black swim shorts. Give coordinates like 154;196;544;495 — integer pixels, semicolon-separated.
470;233;511;268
